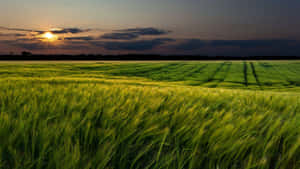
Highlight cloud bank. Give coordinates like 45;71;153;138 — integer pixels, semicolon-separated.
99;38;174;51
1;26;300;56
100;27;171;40
50;28;90;34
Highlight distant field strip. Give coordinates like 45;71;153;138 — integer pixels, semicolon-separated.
0;61;300;91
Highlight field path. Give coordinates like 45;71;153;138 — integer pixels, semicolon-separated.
206;62;226;82
178;64;209;81
215;62;232;87
250;62;263;89
243;62;248;86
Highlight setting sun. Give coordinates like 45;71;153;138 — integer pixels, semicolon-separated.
42;32;57;41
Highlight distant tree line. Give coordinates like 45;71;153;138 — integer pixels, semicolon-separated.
0;51;299;60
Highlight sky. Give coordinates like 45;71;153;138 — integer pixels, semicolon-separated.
0;0;300;56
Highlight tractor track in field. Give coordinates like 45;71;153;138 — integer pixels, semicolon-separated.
148;63;190;80
112;63;179;77
201;62;231;88
148;63;184;75
215;62;232;87
174;64;209;81
206;62;226;82
243;62;248;86
160;64;198;81
137;63;182;75
250;62;262;89
184;64;208;78
190;63;226;86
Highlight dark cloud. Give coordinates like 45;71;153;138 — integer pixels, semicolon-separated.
175;39;299;50
0;26;90;35
210;40;298;48
7;41;47;50
119;27;171;36
0;33;26;37
98;38;174;51
2;40;90;51
64;36;94;41
1;26;168;42
14;33;26;37
100;27;171;40
15;37;43;42
174;39;207;50
0;26;44;34
57;43;91;50
51;28;90;34
100;33;139;40
173;39;300;56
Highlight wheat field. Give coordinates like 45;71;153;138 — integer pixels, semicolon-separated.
0;61;299;169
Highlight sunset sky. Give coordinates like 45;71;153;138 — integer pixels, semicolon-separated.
1;0;300;55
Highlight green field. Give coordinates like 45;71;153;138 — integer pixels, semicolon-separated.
0;61;300;169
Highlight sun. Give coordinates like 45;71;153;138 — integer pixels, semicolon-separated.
42;32;57;41
44;32;54;39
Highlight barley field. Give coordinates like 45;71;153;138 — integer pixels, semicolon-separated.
0;61;299;169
